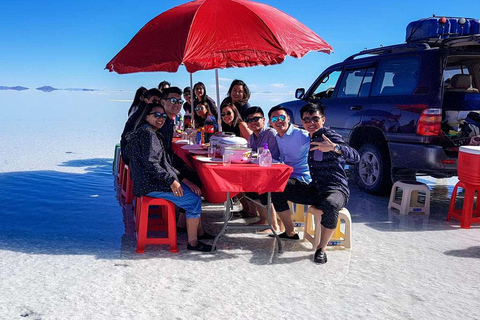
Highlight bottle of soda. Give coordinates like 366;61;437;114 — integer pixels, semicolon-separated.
259;143;272;167
204;114;215;144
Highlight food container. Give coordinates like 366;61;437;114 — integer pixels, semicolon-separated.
210;132;236;151
224;147;252;163
219;136;248;156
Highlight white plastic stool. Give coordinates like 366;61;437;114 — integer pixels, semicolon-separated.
304;207;352;250
288;201;307;233
388;180;430;215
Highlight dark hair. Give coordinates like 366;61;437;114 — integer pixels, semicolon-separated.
128;86;147;115
244;106;264;118
158;80;171;91
134;103;164;130
183;86;191;94
144;88;162;100
227;79;251;105
300;102;325;118
193;82;207;102
268;105;289;119
220;97;243;127
161;86;182;99
193;101;212;127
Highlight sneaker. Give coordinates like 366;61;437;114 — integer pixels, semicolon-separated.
268;232;300;240
187;240;214;252
198;232;216;240
314;249;327;264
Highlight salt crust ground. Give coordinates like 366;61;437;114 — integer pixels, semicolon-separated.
1;92;479;319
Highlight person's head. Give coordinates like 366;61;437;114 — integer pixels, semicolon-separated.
268;105;290;136
158;80;171;93
220;97;242;127
136;103;167;132
144;88;162;104
161;86;183;118
195;101;209;118
299;102;326;135
193;82;206;101
183;86;192;104
227;79;250;104
133;86;147;105
244;106;265;134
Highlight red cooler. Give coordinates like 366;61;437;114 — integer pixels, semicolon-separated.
458;146;480;185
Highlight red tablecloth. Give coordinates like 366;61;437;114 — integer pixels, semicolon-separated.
171;140;293;204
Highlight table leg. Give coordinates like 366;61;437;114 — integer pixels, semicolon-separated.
211;191;232;253
266;192;282;253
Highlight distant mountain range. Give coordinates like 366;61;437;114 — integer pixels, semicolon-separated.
0;85;99;92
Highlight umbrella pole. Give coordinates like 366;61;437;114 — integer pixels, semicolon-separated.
190;73;194;128
215;69;222;132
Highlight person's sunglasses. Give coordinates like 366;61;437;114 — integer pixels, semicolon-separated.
164;98;184;105
152;98;161;104
149;112;168;119
271;115;287;123
301;116;322;123
221;111;233;117
195;106;205;111
245;116;263;123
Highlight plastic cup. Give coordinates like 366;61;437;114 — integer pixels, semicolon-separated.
223;152;233;166
208;146;215;158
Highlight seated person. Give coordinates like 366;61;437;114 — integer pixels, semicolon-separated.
194;101;218;130
220;97;252;139
241;107;281;231
274;102;359;264
123;103;214;252
193;82;218;120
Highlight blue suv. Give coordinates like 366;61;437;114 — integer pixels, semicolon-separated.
281;16;480;194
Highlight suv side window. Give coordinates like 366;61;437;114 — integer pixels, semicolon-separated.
372;57;420;96
312;69;342;99
337;67;375;98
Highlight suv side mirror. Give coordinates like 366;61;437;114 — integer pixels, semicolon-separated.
295;88;305;99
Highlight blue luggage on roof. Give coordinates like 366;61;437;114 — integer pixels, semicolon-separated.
406;17;480;43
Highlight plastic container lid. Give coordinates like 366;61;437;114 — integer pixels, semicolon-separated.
219;136;248;145
459;145;480;155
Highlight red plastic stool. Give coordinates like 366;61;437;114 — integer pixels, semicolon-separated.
120;164;133;204
117;156;125;185
447;180;480;229
135;196;178;253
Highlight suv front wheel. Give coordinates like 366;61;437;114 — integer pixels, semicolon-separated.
355;143;392;195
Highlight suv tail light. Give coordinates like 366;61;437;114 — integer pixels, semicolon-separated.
417;108;442;136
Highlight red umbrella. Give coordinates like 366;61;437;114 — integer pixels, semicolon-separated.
105;0;332;74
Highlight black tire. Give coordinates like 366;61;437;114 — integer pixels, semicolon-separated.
355;143;392;195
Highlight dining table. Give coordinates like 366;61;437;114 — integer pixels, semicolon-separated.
172;139;293;253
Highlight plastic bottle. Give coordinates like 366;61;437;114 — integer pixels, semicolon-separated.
204;114;215;143
201;127;205;145
184;112;192;129
259;142;272;167
196;128;202;144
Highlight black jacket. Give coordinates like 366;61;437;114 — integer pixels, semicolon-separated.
123;124;183;197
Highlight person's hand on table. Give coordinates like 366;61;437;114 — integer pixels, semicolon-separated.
182;178;202;196
170;180;184;197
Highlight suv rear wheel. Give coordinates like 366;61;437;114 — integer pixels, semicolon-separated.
355;143;392;195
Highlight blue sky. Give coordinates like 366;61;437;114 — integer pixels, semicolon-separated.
1;0;479;98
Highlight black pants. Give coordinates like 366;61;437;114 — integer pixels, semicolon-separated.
270;178;348;229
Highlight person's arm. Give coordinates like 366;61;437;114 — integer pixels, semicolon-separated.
239;122;252;140
310;131;360;164
266;130;280;160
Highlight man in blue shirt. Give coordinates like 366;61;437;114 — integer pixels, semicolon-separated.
245;107;280;160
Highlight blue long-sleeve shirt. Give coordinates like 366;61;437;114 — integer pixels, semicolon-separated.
308;127;360;197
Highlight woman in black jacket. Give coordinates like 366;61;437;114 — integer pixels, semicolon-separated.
124;103;214;252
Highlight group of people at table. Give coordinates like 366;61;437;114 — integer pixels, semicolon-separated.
120;79;360;264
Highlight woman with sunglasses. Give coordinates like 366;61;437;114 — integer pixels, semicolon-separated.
226;79;251;120
194;101;218;131
124;103;214;252
219;98;252;139
193;82;218;120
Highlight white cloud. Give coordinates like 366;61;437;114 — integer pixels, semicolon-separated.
270;83;285;88
218;77;233;82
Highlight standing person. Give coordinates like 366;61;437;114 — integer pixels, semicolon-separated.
123;103;213;252
158;80;170;94
193;82;218;120
127;86;147;117
182;86;192;114
219;97;251;139
120;88;162;165
227;79;251;120
275;102;359;264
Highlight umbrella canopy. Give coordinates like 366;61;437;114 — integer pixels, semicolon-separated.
105;0;332;74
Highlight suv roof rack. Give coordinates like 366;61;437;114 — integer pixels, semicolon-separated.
345;43;431;61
